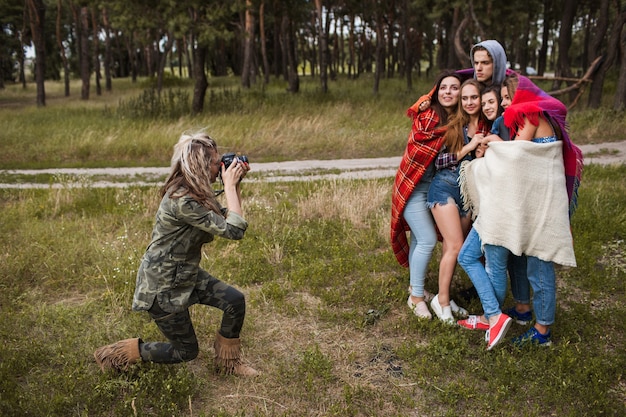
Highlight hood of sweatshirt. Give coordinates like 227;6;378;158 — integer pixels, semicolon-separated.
470;40;507;87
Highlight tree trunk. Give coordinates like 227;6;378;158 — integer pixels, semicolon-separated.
588;8;625;108
192;44;208;114
446;7;462;69
348;14;355;79
520;12;533;73
453;14;471;67
373;12;383;94
402;0;413;91
90;8;101;96
308;15;316;77
538;0;551;75
259;2;270;84
156;33;175;94
102;7;113;92
615;20;626;110
553;0;577;93
314;0;328;93
27;0;46;106
80;6;90;100
386;9;395;79
241;0;255;88
56;0;70;96
18;14;26;88
338;17;344;76
185;35;193;79
126;34;138;83
282;15;299;93
586;0;610;108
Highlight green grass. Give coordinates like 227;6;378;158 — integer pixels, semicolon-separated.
0;165;625;416
0;73;625;415
1;73;624;170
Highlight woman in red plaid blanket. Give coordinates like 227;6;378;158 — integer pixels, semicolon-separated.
391;70;462;320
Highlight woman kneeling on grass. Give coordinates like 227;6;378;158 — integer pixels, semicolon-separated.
94;131;258;377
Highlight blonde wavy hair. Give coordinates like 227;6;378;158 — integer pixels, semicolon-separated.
444;79;485;153
161;131;222;214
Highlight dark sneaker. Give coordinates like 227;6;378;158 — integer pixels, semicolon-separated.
511;327;552;347
504;307;533;325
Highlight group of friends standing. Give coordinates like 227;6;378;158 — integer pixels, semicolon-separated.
391;40;583;350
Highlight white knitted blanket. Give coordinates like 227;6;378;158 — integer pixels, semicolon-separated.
459;140;576;267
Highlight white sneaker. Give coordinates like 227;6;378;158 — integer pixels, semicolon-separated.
407;296;432;319
407;287;434;303
450;299;468;317
430;294;455;324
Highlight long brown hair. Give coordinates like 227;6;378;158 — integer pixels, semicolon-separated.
444;79;485;153
430;70;463;127
503;73;519;99
161;131;222;214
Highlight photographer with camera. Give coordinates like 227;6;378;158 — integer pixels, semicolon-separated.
94;130;258;377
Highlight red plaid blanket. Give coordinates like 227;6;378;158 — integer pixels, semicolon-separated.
390;102;447;267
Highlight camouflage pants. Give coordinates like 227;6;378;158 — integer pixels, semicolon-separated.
139;270;246;364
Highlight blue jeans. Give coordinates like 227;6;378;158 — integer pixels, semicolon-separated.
427;167;469;217
458;228;509;319
510;256;556;326
403;181;438;298
508;254;530;304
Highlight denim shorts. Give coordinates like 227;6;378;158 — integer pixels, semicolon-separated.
426;167;469;217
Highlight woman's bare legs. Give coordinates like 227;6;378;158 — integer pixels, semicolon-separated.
431;202;467;307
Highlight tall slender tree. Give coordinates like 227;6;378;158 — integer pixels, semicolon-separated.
26;0;46;106
588;5;626;108
259;1;270;83
615;16;626;109
553;0;578;94
90;7;101;96
101;6;112;91
79;5;90;100
314;0;328;92
241;0;256;88
56;0;70;96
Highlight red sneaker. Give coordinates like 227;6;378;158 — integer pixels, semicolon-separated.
486;313;513;350
457;315;489;331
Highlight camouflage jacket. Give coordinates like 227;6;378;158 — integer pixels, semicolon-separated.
132;192;247;313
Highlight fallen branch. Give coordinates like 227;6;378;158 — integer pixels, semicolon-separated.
528;56;603;97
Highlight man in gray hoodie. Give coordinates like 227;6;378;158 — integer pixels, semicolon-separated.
469;39;508;87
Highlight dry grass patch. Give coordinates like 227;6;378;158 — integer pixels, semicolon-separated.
296;179;390;228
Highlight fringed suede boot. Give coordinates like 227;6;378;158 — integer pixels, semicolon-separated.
213;332;259;377
94;338;142;372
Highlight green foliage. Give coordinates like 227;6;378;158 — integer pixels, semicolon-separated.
113;88;191;120
207;88;244;114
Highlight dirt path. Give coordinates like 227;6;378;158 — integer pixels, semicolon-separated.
1;141;624;189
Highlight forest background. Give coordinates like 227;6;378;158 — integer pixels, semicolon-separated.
1;1;626;417
2;0;626;111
